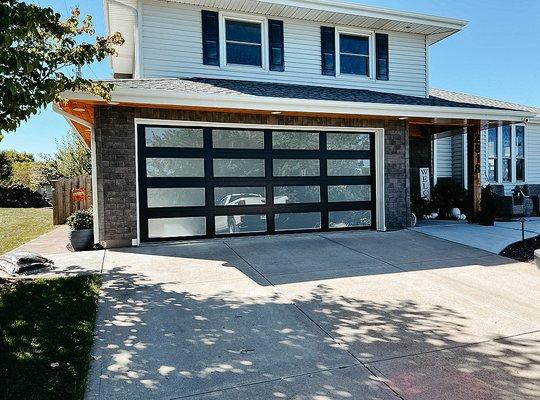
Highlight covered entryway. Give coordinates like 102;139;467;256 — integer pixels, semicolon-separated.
137;123;377;242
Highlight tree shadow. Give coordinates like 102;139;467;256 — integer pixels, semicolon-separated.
87;261;539;400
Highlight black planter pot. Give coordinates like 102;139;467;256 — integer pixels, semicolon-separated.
69;228;94;251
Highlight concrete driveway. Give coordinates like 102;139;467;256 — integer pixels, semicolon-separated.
86;230;540;400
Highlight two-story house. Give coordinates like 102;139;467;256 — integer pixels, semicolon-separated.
55;0;538;247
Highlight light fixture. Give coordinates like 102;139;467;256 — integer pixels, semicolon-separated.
399;116;408;120
72;107;86;112
108;101;120;105
271;111;282;115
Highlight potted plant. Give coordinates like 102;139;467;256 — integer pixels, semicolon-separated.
67;209;94;251
432;180;467;219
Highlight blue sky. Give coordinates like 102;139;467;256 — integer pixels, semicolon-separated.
2;0;540;155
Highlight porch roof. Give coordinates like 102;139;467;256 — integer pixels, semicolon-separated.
57;78;537;147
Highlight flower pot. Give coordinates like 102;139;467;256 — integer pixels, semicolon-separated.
69;228;94;251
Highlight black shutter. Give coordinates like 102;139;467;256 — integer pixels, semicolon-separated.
201;10;219;66
268;19;284;71
320;26;335;76
376;33;389;80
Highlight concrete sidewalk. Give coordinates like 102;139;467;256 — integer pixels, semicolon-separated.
411;218;540;254
85;230;540;400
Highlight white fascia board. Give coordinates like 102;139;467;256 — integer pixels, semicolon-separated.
261;0;467;30
62;89;535;122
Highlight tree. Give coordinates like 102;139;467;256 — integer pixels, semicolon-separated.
36;133;91;184
0;152;13;182
0;1;124;136
2;150;34;163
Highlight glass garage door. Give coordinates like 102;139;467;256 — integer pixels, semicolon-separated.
137;125;376;242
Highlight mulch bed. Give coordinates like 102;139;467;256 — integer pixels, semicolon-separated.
499;235;540;262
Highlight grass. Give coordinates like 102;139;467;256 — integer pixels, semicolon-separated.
0;275;101;400
0;208;54;254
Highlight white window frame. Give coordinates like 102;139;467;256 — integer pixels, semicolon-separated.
335;27;375;81
219;12;268;71
487;124;526;184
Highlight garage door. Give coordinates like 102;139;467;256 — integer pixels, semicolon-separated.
137;124;376;242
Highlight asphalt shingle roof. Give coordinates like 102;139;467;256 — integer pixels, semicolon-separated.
108;77;538;114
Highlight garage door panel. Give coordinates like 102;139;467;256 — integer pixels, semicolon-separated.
138;125;376;242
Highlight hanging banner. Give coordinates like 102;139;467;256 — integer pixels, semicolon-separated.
419;168;431;199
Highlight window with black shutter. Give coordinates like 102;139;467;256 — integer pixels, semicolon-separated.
321;26;336;76
375;33;389;80
201;10;219;66
268;19;284;71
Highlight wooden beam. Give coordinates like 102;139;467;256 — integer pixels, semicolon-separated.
466;123;482;222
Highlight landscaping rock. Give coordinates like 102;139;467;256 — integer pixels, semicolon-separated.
0;252;54;275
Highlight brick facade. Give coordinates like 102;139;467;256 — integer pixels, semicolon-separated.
94;106;410;246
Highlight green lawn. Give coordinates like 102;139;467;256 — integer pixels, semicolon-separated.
0;275;101;400
0;208;54;254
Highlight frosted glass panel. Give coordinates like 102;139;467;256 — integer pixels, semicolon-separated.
273;186;320;204
329;210;371;228
148;217;206;238
213;159;265;177
275;212;321;231
147;188;205;208
272;131;319;150
145;127;203;148
328;185;370;202
273;159;319;176
327;159;370;176
215;215;267;235
214;187;266;206
213;130;264;149
327;133;370;150
146;158;204;177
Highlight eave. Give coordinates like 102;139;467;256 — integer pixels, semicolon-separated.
61;87;534;123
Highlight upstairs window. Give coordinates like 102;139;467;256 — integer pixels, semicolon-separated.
225;19;263;67
339;34;369;76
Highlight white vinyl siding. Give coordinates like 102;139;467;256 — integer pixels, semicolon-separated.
435;137;453;179
526;122;540;183
140;0;428;97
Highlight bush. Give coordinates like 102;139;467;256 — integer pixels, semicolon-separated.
479;185;497;226
411;194;433;218
67;209;93;230
432;180;467;216
0;185;50;208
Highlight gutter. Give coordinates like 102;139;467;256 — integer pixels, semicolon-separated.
52;103;101;244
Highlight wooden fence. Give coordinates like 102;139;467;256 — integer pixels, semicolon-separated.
53;175;92;225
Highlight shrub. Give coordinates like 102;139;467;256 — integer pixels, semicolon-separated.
479;185;497;226
432;180;467;216
67;209;93;230
0;185;50;208
411;194;433;218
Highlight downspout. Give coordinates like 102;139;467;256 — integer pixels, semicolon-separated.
52;103;101;245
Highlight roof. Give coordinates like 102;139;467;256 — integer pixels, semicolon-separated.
63;77;536;122
108;77;519;111
105;0;466;76
430;88;540;116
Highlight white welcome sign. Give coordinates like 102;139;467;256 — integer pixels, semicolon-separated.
419;168;431;199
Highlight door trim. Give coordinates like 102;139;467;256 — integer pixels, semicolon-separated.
133;118;386;244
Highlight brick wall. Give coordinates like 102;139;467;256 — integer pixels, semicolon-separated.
93;106;410;245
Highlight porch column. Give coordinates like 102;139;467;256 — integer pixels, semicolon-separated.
466;123;482;221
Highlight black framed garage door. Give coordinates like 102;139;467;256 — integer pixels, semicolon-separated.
137;124;376;242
